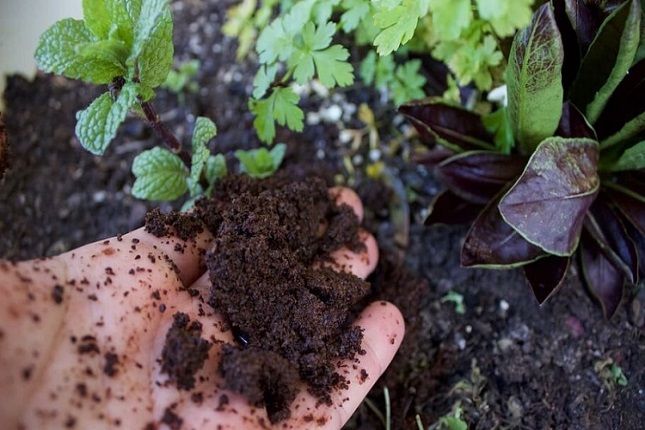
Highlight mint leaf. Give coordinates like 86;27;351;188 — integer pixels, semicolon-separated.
235;143;286;179
132;147;189;200
250;87;304;143
136;5;173;87
75;82;138;155
35;18;120;84
205;154;227;185
77;39;128;73
188;117;217;196
83;0;135;45
131;0;168;59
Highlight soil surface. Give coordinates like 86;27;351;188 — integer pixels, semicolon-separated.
1;0;643;429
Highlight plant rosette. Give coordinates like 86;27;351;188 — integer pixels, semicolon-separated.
400;0;645;318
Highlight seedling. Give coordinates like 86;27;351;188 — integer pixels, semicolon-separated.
441;291;466;315
34;0;283;206
224;0;535;143
401;0;645;318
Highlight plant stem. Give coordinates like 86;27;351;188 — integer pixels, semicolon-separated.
140;100;191;167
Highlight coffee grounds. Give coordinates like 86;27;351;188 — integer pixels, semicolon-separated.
160;312;212;390
149;175;370;423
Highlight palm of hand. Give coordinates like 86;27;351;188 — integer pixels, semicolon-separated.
0;190;403;430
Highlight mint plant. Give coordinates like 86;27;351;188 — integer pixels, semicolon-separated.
224;0;536;143
400;0;645;318
34;0;282;206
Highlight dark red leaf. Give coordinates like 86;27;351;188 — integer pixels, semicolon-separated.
594;59;645;139
580;232;625;318
584;195;639;282
499;137;600;255
523;255;571;304
424;190;483;226
461;194;547;267
555;101;596;138
609;185;645;233
398;100;495;153
564;0;610;55
435;151;527;205
411;146;455;167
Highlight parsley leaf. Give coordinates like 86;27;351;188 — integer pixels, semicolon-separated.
249;87;304;143
373;0;430;55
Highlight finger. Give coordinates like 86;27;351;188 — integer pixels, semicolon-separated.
325;229;379;279
285;301;405;429
121;224;214;286
330;186;364;222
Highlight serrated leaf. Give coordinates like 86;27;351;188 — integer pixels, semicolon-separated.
252;64;278;99
340;0;371;32
35;18;120;84
476;0;534;37
461;191;547;268
398;100;495;153
131;147;189;200
499;137;600;256
83;0;135;45
137;5;173;87
75;82;138;155
523;255;571;304
205;154;227;185
507;3;564;153
373;0;429;55
77;38;128;72
187;118;216;197
131;0;168;60
429;0;472;41
571;0;641;124
391;60;426;106
235;143;286;179
580;231;625;319
250;87;304;143
312;45;354;87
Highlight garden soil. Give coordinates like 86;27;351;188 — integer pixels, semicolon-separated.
1;0;643;428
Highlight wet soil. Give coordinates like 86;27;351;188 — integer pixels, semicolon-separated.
1;0;643;428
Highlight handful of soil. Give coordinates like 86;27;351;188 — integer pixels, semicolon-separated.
151;175;371;423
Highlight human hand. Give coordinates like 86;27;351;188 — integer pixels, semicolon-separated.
0;187;404;430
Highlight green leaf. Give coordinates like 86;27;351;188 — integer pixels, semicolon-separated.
77;38;129;72
131;0;168;59
475;0;534;37
136;5;174;87
373;0;430;55
250;87;303;143
252;64;278;99
429;0;472;41
606;140;645;171
499;137;600;256
482;107;515;154
340;0;371;32
391;60;426;106
600;111;645;149
256;19;293;64
131;147;189;200
35;18;120;84
188;117;217;196
291;22;354;88
507;3;564;154
84;0;136;45
75;82;138;155
235;143;286;179
572;0;642;124
205;154;228;186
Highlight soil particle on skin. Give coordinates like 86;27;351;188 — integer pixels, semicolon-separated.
52;284;64;304
161;406;183;430
103;352;119;377
161;312;211;390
